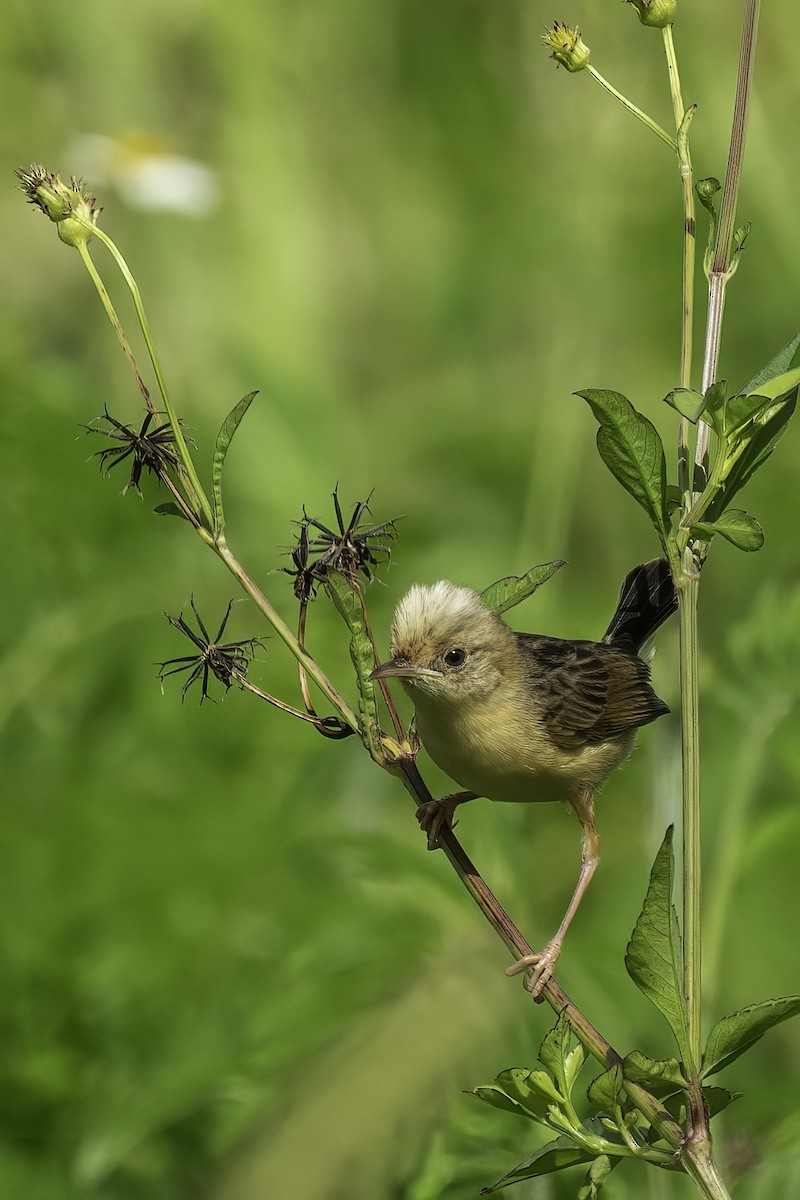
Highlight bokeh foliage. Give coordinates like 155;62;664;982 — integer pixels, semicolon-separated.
2;0;800;1196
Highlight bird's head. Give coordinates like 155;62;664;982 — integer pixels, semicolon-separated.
370;581;514;705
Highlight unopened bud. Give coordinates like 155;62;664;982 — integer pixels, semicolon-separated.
626;0;677;29
17;164;100;247
542;23;591;73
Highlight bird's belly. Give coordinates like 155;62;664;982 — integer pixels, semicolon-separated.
415;701;633;805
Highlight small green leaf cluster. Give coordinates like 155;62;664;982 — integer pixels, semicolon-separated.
579;331;800;569
472;828;800;1194
471;1012;674;1195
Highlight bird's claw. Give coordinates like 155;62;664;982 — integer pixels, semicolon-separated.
416;795;460;850
505;940;563;998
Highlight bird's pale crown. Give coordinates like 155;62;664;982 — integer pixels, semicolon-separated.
390;581;509;667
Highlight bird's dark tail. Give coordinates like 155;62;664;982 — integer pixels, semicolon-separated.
602;559;678;652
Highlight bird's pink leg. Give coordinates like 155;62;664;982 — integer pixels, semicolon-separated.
506;787;600;998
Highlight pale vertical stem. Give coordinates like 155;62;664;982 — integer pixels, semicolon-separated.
695;0;762;480
661;24;696;499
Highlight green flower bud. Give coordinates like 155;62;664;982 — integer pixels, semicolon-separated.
626;0;677;29
17;164;100;247
542;23;591;73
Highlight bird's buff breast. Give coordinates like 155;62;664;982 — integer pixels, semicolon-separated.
414;696;633;805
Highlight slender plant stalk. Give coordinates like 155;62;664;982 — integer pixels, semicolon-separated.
662;25;696;500
587;66;676;149
216;540;363;733
694;0;762;478
76;241;154;413
79;221;213;528
678;571;702;1077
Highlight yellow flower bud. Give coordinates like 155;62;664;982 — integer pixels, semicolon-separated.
17;164;100;247
626;0;677;29
542;23;591;73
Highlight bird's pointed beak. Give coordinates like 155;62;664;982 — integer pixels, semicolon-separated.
369;657;440;682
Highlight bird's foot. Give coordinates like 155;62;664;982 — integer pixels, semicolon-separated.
415;792;475;850
505;939;563;999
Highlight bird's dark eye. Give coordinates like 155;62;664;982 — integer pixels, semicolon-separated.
444;647;467;669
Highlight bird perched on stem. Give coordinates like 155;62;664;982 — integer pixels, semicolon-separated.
371;559;677;996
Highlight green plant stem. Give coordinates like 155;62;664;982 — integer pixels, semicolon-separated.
678;572;703;1060
215;540;362;734
662;25;696;500
684;1142;733;1200
87;222;213;529
587;66;676;150
76;241;154;413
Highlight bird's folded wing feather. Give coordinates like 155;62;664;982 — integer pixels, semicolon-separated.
515;635;669;749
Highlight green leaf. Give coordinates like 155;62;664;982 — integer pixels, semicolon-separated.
481;1136;594;1194
703;996;800;1077
539;1012;576;1098
468;1086;531;1118
577;390;670;550
691;509;764;552
493;1069;552;1121
578;1155;619;1200
323;572;382;761
662;1086;739;1125
586;1063;623;1111
211;391;258;540
480;560;565;615
708;392;797;519
625;828;691;1063
153;502;189;521
664;388;706;423
740;332;800;395
622;1050;686;1095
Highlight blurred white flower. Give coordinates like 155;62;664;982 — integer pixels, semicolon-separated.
68;132;219;218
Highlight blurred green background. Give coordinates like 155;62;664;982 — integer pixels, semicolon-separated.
2;1;800;1196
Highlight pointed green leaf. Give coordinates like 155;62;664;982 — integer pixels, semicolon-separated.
323;571;381;761
469;1086;531;1118
703;996;800;1077
662;1086;739;1125
577;1154;618;1200
664;388;706;423
625;828;690;1062
539;1012;574;1097
480;560;566;615
211;391;258;540
622;1050;686;1095
153;501;189;521
586;1063;623;1111
691;509;764;552
577;390;670;549
526;1069;565;1105
481;1136;594;1194
708;392;797;519
493;1069;552;1121
741;365;800;405
704;1087;741;1120
740;332;800;395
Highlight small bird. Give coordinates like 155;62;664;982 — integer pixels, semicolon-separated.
370;559;677;996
